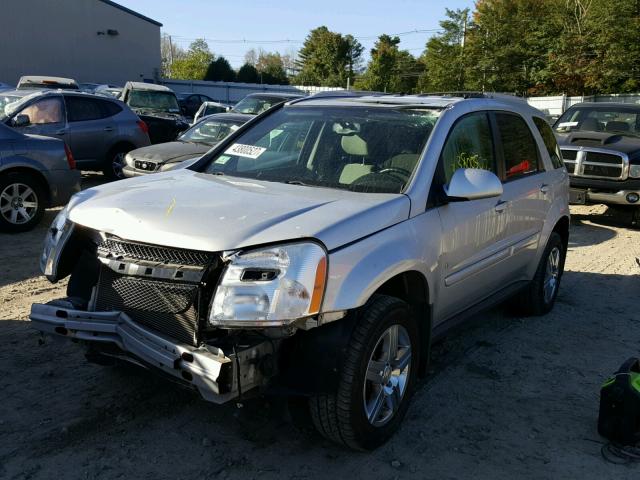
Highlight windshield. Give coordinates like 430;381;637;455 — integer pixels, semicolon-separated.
555;106;640;135
180;118;244;145
204;106;441;194
128;90;180;113
232;96;293;115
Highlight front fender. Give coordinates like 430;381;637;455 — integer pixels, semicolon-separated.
322;209;442;313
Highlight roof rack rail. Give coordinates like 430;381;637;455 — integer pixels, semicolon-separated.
417;91;524;100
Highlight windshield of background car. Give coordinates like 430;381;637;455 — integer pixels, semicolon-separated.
204;106;441;193
555;106;640;135
128;90;180;113
232;96;290;115
180;119;243;145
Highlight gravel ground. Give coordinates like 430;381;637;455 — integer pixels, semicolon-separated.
1;176;640;479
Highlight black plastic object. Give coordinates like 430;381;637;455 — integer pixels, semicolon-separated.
599;358;640;445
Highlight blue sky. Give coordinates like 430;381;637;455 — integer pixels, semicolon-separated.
116;0;475;67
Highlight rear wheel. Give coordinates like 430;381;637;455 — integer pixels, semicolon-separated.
513;232;565;316
0;172;46;233
309;295;419;450
102;145;131;180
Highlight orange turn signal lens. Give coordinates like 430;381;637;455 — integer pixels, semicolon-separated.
309;256;327;314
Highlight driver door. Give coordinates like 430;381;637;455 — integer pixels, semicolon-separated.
434;112;511;322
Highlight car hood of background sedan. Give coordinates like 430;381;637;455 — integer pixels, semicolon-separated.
129;141;213;165
67;169;411;252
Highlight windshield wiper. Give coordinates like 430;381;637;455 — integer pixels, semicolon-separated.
285;180;315;187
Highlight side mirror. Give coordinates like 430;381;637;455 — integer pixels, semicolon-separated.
444;168;503;201
12;114;30;127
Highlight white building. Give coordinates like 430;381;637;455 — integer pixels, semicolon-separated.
0;0;161;86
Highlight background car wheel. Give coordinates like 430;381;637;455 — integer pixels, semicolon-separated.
309;295;420;450
0;172;46;233
512;232;566;316
102;145;131;180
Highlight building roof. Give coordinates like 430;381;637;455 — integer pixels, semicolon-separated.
97;0;162;27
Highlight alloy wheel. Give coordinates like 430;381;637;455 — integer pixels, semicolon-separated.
363;324;412;427
0;182;38;225
543;246;561;303
112;152;126;179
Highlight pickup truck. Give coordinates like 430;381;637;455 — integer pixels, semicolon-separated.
31;93;569;450
554;102;640;225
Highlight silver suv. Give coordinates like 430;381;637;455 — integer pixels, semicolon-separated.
31;93;569;450
1;90;151;179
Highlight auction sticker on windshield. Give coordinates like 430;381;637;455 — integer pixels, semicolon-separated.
225;144;266;159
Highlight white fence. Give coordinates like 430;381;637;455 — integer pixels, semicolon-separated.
159;78;343;104
527;94;640;117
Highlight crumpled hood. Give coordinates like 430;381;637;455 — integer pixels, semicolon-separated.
128;141;212;165
68;169;410;251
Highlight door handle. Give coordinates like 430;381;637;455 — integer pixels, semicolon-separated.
540;184;550;194
103;127;114;132
55;130;67;135
494;200;508;213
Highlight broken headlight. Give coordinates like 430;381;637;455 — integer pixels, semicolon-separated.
209;242;327;327
40;206;74;280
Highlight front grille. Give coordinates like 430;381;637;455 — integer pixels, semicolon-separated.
134;160;158;172
560;148;627;180
95;266;200;345
98;238;215;267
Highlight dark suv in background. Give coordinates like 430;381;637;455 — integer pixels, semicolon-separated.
120;82;189;144
554;102;640;224
1;90;150;179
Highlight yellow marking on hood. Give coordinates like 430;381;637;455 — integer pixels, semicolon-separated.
165;197;176;217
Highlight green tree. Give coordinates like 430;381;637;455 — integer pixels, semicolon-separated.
236;63;259;83
355;35;420;93
256;51;289;84
205;56;236;82
170;39;214;80
416;8;469;92
296;26;364;87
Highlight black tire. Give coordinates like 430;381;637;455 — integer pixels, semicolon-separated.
102;145;131;180
309;295;420;450
513;232;566;316
0;171;46;233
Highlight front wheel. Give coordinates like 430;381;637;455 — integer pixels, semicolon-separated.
513;232;566;316
102;146;130;180
0;172;46;233
309;295;420;450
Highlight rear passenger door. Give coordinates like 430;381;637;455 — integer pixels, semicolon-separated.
435;112;511;321
64;96;115;164
491;112;552;279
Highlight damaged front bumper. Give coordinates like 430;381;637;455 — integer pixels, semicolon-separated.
30;301;273;404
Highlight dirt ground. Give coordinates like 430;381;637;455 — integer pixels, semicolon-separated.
1;176;640;479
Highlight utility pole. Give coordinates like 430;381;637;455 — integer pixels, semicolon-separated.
458;10;468;90
168;35;174;78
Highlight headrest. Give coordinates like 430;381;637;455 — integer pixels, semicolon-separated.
341;135;368;157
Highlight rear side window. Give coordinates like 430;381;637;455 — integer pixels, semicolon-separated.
440;112;496;184
533;117;563;169
19;97;64;124
495;113;540;180
65;97;121;122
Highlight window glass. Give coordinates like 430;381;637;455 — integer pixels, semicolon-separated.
533;117;562;169
102;100;122;117
180;119;244;145
19;97;63;124
204;106;441;194
555;106;640;134
495;113;539;179
66;97;105;122
441;112;495;184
